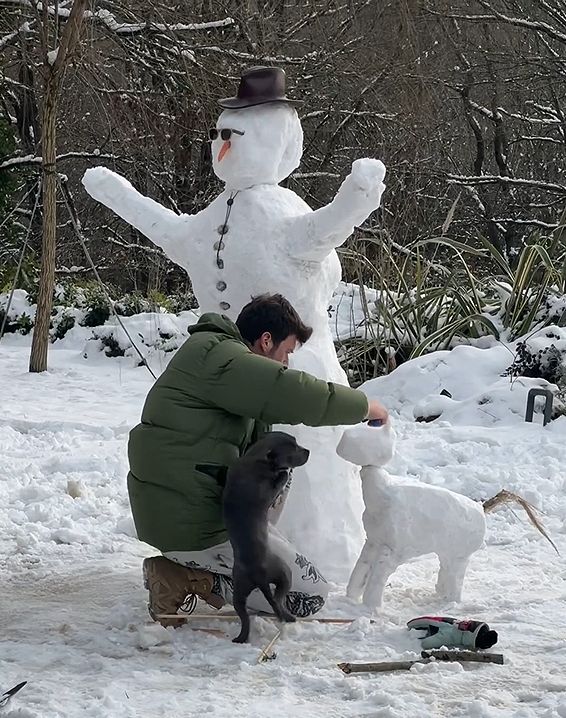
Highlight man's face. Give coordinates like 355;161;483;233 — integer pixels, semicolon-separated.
252;333;298;367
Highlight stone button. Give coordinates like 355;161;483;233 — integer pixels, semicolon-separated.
217;224;229;235
216;280;227;291
213;240;225;250
219;301;231;311
216;258;224;269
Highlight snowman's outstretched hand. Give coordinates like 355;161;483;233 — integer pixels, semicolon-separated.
82;167;192;265
286;158;386;262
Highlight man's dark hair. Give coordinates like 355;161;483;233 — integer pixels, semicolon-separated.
236;294;313;346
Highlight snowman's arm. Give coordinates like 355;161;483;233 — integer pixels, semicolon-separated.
286;158;386;262
82;167;191;263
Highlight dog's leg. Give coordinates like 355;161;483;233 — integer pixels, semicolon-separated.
257;581;288;622
347;540;375;602
232;572;254;644
271;559;296;623
436;553;470;602
361;546;397;611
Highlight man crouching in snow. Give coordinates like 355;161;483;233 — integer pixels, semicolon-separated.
127;293;388;627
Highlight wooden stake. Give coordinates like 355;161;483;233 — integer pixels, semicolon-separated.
338;650;504;674
422;650;504;664
156;613;366;625
257;629;281;663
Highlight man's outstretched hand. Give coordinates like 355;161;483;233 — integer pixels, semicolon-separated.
366;399;389;425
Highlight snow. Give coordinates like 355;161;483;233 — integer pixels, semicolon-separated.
361;342;561;427
81;101;386;577
47;47;59;65
1;328;566;716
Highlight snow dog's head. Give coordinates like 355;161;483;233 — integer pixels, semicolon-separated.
336;421;395;468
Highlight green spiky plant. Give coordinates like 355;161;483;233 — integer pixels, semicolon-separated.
336;203;566;382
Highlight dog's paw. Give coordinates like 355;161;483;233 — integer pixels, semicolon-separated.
232;634;248;644
281;611;296;623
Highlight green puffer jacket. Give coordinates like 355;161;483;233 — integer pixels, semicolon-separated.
127;313;369;552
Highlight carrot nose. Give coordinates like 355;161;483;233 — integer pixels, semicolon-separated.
218;140;231;162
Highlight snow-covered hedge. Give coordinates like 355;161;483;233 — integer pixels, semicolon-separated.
3;281;566;398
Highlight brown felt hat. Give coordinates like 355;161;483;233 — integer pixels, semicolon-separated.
218;66;301;109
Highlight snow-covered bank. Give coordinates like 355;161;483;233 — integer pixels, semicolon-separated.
1;334;566;717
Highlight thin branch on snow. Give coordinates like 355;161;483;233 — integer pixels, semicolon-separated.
290;171;341;179
87;11;236;35
301;110;396;121
491;218;559;229
426;2;566;45
0;2;236;34
103;236;164;256
473;0;566;46
498;108;561;124
89;11;235;34
513;135;563;145
0;151;130;170
447;174;566;195
0;21;32;51
191;44;318;64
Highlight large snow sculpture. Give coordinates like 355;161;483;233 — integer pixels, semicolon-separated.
336;422;486;609
82;67;386;577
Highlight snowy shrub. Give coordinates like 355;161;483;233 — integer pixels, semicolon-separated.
114;291;151;317
0;308;33;335
89;327;126;357
51;311;76;341
505;326;566;385
534;293;566;328
99;333;125;357
167;291;198;313
0;289;35;335
80;283;111;327
147;289;173;313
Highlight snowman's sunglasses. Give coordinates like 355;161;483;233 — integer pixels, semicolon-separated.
208;128;245;141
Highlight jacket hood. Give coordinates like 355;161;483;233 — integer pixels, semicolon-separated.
188;312;245;342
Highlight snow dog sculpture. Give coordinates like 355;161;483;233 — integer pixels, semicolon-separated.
336;421;486;609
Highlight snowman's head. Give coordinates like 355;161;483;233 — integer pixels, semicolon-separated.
336;422;395;468
211;103;303;189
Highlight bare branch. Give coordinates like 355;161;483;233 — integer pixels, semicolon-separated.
447;174;566;195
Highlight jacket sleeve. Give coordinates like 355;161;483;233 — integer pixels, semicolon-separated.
204;343;368;426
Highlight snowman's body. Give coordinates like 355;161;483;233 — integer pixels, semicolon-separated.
83;103;386;577
169;184;344;381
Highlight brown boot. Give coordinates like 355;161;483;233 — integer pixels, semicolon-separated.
142;556;224;628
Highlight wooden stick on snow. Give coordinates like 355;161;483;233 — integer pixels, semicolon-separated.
338;650;504;674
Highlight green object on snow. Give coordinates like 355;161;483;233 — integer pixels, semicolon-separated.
407;616;498;650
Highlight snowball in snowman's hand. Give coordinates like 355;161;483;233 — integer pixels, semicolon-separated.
82;166;134;204
338;158;386;204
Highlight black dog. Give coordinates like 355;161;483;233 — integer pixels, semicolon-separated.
223;431;310;643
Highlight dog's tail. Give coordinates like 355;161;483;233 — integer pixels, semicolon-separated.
483;489;559;555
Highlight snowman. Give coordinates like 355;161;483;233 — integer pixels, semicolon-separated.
82;66;386;578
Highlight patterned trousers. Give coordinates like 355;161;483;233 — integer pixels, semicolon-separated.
164;524;328;617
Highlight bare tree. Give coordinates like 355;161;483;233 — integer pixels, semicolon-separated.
0;0;565;301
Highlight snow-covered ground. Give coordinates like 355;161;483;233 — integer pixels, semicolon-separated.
2;329;566;718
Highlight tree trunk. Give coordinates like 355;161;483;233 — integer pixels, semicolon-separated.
29;74;57;373
28;0;88;372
